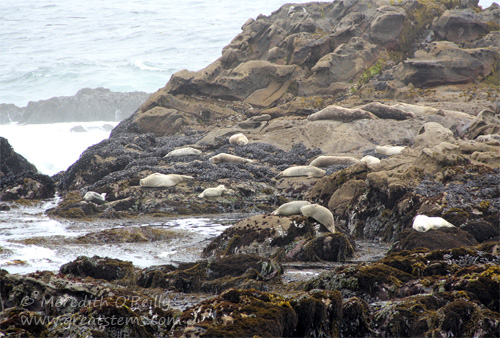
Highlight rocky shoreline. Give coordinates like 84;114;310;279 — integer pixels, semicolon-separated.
1;0;499;336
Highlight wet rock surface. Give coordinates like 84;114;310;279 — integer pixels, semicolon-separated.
0;137;55;201
2;0;500;336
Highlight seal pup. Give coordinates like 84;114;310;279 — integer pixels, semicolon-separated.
198;185;227;198
300;204;335;233
277;165;326;178
412;215;455;232
360;155;381;166
272;201;311;216
209;153;254;164
84;191;106;205
140;173;194;188
229;133;249;146
309;155;359;168
164;147;202;157
375;145;405;156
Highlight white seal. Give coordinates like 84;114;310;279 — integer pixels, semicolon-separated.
164;147;202;157
198;185;227;198
360;155;381;166
277;165;326;178
139;173;194;188
84;191;106;205
412;215;455;232
300;204;335;233
272;201;311;216
229;133;249;146
309;155;359;168
375;145;405;156
209;153;254;164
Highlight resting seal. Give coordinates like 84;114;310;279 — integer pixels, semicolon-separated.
198;185;227;198
361;102;416;120
164;147;202;157
140;173;194;188
360;155;381;166
412;215;455;232
375;145;405;156
272;201;311;216
210;153;254;164
300;204;335;233
309;155;359;168
84;191;106;205
307;105;377;122
229;133;249;146
277;165;326;178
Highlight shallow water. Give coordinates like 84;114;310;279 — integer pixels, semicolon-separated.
0;199;243;274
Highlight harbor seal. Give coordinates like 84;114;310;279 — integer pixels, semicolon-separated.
140;173;194;188
412;215;455;232
300;204;335;233
84;191;106;205
198;185;227;198
309;155;359;168
209;153;254;164
229;133;249;146
272;201;311;216
307;105;377;122
375;145;405;156
361;102;416;120
277;165;326;178
164;147;202;157
360;155;381;166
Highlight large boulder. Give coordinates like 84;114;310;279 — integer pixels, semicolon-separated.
433;9;489;44
202;214;354;262
0;137;55;201
395;41;498;87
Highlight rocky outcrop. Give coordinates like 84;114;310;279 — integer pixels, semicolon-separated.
0;88;150;124
0;137;55;201
202;214;354;262
103;0;498;139
1;244;498;337
395;41;498;87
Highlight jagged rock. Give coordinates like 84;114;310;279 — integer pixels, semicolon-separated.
392;228;478;251
466;109;500;139
202;214;354;263
369;6;407;48
137;254;282;293
3;88;150;124
414;122;455;148
172;288;343;337
433;9;489;44
0;137;37;176
59;255;136;281
395;41;498;87
0;104;23;124
0;137;55;200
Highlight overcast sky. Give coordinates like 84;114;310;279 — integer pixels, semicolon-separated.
479;0;499;7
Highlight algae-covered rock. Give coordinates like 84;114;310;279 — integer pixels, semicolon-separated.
59;255;136;282
173;288;343;338
137;254;282;293
0;137;55;201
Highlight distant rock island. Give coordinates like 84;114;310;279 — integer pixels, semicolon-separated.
0;87;150;124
